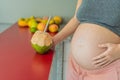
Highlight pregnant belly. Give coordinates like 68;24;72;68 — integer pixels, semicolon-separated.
71;23;120;70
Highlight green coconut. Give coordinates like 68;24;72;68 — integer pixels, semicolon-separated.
31;31;53;54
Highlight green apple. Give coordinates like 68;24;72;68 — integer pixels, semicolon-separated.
30;27;37;33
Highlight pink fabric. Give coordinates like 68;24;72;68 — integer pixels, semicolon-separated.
66;54;120;80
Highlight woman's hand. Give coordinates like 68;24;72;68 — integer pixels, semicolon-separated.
92;43;120;68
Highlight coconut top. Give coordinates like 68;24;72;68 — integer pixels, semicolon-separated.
31;31;52;46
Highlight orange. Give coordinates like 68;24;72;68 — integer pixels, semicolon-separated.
18;18;28;27
48;24;59;33
37;23;46;32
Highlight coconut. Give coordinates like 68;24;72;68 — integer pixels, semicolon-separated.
31;31;53;54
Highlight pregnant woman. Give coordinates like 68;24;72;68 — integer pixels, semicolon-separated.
53;0;120;80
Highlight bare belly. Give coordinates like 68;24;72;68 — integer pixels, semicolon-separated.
71;23;120;70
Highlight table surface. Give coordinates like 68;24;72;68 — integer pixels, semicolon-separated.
0;23;54;80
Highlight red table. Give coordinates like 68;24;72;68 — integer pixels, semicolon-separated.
0;23;54;80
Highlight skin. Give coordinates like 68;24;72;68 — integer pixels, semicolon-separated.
71;23;120;69
52;0;120;69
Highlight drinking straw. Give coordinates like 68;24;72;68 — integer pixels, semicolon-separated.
44;16;51;32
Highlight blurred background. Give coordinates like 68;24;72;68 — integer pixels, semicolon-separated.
0;0;77;32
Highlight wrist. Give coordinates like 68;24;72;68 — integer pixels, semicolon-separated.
52;36;59;46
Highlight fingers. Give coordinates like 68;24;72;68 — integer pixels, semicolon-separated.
92;52;107;61
92;56;108;64
92;54;112;68
93;59;111;68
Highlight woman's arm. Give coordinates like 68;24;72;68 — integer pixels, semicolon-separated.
53;0;82;45
53;17;79;45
